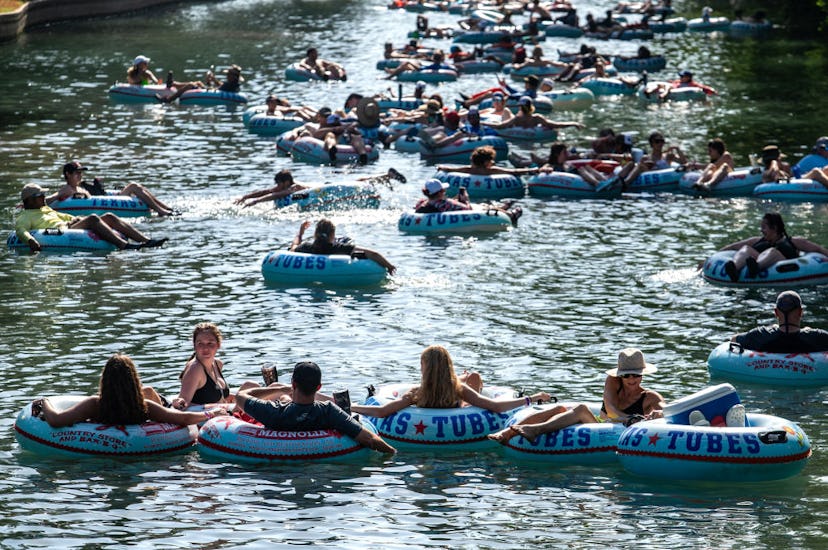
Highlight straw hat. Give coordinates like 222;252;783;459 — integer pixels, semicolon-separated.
356;97;380;127
605;348;657;377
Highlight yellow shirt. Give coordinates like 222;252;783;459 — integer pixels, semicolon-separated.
15;206;74;243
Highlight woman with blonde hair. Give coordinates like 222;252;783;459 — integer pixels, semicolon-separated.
35;354;227;427
350;345;551;416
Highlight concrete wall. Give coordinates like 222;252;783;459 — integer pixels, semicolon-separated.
0;0;188;42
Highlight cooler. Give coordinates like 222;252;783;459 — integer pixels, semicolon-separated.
663;383;741;425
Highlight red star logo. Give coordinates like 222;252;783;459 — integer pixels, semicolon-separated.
414;421;427;435
648;433;661;445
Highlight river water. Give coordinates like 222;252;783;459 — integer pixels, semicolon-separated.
1;0;827;547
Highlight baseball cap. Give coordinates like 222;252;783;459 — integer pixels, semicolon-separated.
814;136;828;152
326;114;341;125
678;70;693;78
518;96;533;106
423;178;449;195
133;55;151;66
317;106;332;117
21;183;48;201
63;161;88;175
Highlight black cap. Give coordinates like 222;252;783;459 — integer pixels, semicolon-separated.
776;291;802;313
63;161;88;175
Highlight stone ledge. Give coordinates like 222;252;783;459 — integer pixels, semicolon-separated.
0;0;188;42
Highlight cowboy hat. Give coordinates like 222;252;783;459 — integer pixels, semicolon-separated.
605;348;657;377
356;97;381;127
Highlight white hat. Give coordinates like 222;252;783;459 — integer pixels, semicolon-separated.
415;81;427;90
133;55;151;66
423;178;449;196
541;77;555;89
605;348;657;377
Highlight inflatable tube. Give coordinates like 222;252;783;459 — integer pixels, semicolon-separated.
649;17;687;33
637;82;708;103
679;168;763;197
360;383;516;450
625;167;682;193
585;29;654;40
108;83;175;103
752;179;828;202
500;402;625;464
247;113;306;136
567;158;620;174
179;89;248;106
543;23;584;38
242;105;267;125
49;193;150;217
434;171;525;200
284;63;346;82
453;29;514;44
526;172;622;198
420;136;508;163
616;413;811;482
505;94;554;113
454;60;502;74
275;182;380;210
197;414;376;463
398;209;512;234
14;396;197;457
289;136;379;165
492;125;558;142
543;87;595;110
708;341;828;387
701;250;828;288
394;135;426;154
7;229;118;252
729;20;772;36
688;17;730;32
580;77;637;96
395;69;458;83
508;65;564;80
376;97;424;111
261;251;387;286
613;56;667;73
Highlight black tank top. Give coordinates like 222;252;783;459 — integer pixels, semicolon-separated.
190;362;230;404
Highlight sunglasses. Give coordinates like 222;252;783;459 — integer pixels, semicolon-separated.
652;139;665;144
621;373;643;379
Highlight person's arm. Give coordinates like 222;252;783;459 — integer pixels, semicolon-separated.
641;390;666;419
240;384;293;401
355;428;396;454
666;145;687;164
350;389;415;418
290;220;312;252
146;400;228;425
600;376;625;420
14;212;39;251
436;164;468;172
40;396;99;428
235;186;278;205
246;185;303;206
171;361;206;409
357;247;396;275
790;237;828;257
145;70;160;85
461;385;551;413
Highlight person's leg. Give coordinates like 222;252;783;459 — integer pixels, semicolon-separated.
488;405;568;443
804;168;828;187
459;371;483;392
578;166;602;186
707;164;732;188
515;403;596;442
756;248;784;270
69;215;130;248
99;213;150;243
121;183;173;215
142;386;164;405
